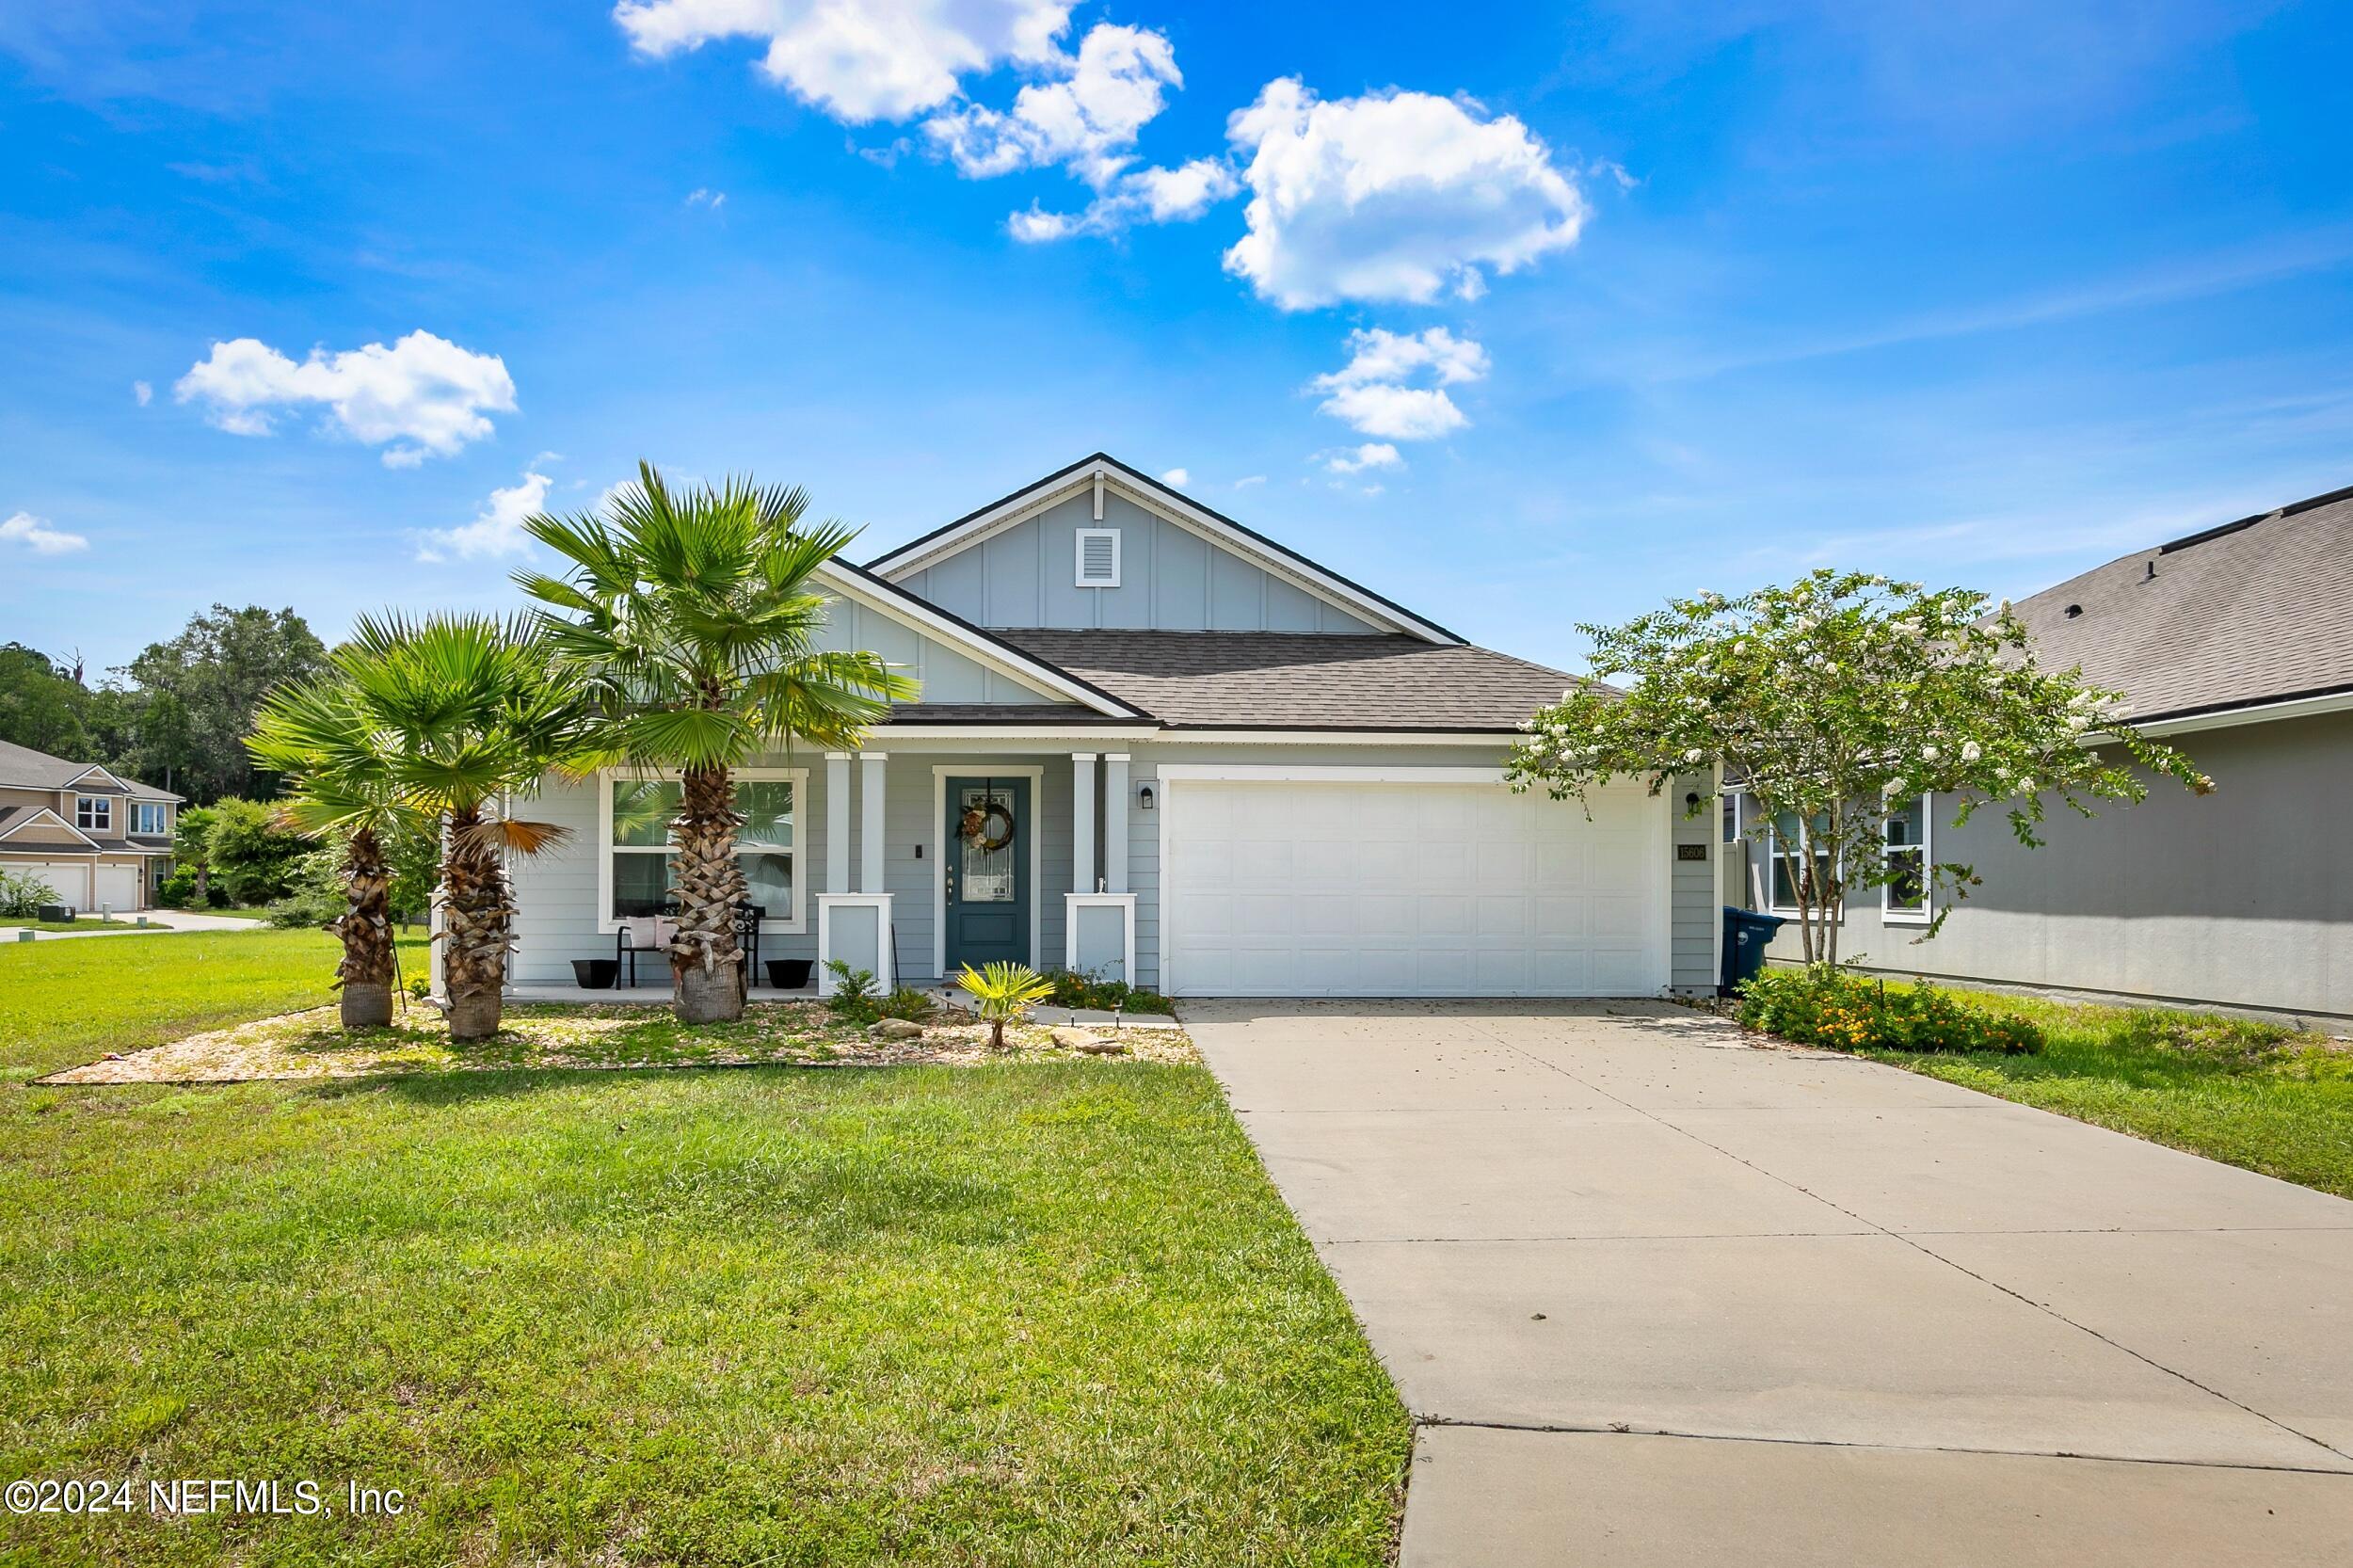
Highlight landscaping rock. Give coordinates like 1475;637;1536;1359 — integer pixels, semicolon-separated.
1052;1027;1126;1055
867;1018;927;1040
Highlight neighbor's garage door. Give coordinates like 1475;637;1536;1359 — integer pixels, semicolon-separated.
10;860;91;906
1162;776;1666;998
92;862;140;912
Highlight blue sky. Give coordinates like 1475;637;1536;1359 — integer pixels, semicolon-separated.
3;0;2348;676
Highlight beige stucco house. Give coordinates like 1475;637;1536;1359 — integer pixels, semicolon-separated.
0;738;181;912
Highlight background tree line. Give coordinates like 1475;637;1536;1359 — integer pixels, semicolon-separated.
0;603;328;803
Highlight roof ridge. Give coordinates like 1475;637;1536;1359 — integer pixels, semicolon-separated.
2156;479;2353;555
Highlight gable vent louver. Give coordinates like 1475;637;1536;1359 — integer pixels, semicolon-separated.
1075;528;1121;587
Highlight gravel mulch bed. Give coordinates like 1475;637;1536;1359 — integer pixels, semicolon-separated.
39;1000;1196;1084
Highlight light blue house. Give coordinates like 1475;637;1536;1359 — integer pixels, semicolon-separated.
508;455;1719;999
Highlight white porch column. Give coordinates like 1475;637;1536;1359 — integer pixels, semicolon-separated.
1070;753;1097;895
1101;753;1129;894
824;752;851;895
858;752;888;893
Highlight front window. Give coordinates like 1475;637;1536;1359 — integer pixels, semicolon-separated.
75;795;112;832
1883;794;1930;921
131;802;167;836
606;775;800;928
1768;810;1832;913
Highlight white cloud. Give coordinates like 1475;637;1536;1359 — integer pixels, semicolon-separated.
930;24;1238;242
1315;326;1490;390
684;186;728;209
927;23;1176;184
1160;467;1188;485
1321;442;1401;474
1232;474;1266;489
174;330;517;466
1;511;89;555
1316;385;1467;440
1309;327;1488;440
414;467;554;563
132;379;152;406
1224;78;1588;310
614;0;1073;123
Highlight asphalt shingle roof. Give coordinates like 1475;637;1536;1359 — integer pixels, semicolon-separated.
0;738;181;800
2010;484;2353;723
995;630;1583;730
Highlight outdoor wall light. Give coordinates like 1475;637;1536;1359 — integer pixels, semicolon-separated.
1685;792;1703;810
1138;783;1156;810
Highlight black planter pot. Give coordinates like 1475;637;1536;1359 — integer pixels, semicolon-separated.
571;958;620;990
765;958;815;990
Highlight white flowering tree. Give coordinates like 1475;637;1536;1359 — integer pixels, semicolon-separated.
1507;568;2211;966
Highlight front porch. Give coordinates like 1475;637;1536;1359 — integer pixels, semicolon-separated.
503;739;1148;999
811;746;1140;994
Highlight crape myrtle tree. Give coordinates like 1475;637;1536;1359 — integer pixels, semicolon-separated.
517;464;915;1025
1506;568;2212;967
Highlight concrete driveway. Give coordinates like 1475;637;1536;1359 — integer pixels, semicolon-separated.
1187;999;2353;1567
0;908;264;941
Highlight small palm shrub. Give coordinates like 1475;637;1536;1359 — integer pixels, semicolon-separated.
1737;966;2042;1054
957;962;1054;1048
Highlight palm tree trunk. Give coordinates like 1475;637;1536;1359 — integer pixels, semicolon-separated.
440;806;515;1042
671;764;747;1025
333;825;396;1029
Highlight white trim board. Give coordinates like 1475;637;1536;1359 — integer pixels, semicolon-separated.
866;457;1461;645
1064;891;1138;980
931;764;1047;980
813;558;1142;718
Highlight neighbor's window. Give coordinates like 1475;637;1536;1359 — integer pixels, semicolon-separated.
131;802;167;836
75;795;112;832
1883;793;1930;922
1721;792;1742;844
607;776;798;927
1767;810;1832;913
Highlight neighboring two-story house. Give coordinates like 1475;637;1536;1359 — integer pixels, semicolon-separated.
507;454;1721;999
1742;480;2353;1021
0;738;181;912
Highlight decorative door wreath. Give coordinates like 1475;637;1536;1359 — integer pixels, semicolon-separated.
957;797;1016;854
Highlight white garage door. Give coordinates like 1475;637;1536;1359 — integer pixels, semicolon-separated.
92;862;141;913
8;860;91;907
1162;776;1667;998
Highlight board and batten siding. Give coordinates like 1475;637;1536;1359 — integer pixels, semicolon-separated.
810;594;1076;707
896;491;1384;633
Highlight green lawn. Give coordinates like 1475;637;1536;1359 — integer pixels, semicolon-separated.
0;928;429;1083
1855;984;2353;1199
0;932;1408;1565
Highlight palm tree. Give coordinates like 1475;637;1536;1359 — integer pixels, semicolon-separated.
339;613;583;1042
516;463;916;1024
245;673;419;1029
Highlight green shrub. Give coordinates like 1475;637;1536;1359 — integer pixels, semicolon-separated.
878;986;936;1022
264;846;345;929
153;870;198;909
1044;968;1176;1016
823;962;881;1025
204;797;310;905
1737;965;2042;1054
0;869;60;918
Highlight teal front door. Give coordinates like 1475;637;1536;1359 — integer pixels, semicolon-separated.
944;776;1029;972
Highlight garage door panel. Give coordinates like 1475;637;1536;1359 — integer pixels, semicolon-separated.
1166;779;1664;999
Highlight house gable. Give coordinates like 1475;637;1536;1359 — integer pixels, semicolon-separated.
808;559;1140;718
0;807;103;851
869;455;1462;644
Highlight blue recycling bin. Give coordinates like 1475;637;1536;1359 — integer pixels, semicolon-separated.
1721;906;1788;994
